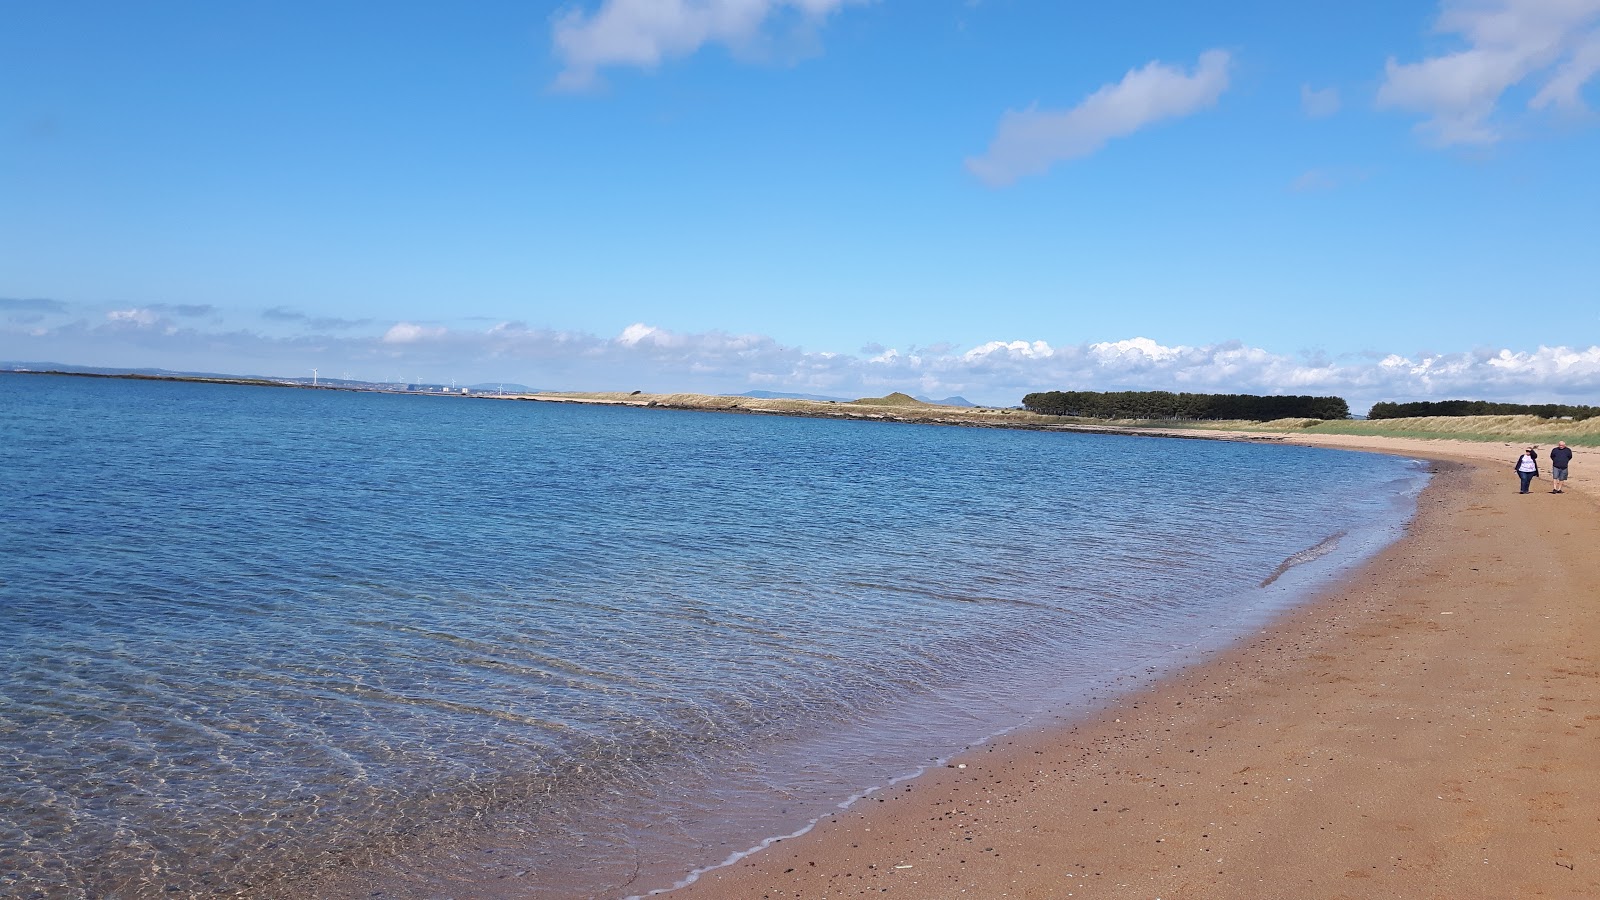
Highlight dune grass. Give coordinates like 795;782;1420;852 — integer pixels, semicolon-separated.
1162;414;1600;446
1302;416;1599;446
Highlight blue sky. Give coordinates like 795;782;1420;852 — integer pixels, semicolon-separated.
3;0;1597;409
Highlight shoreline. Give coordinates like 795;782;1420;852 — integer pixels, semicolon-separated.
667;440;1599;899
291;433;1435;900
10;370;1591;450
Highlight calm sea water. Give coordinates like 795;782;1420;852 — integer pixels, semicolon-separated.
0;374;1426;898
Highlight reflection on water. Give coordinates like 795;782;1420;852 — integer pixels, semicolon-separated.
0;374;1426;898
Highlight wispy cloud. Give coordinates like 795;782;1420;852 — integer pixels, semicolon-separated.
263;306;373;330
262;306;307;322
1289;167;1370;193
550;0;867;92
966;49;1232;186
1378;0;1600;145
1291;169;1340;192
149;303;216;318
1301;83;1341;118
0;297;69;313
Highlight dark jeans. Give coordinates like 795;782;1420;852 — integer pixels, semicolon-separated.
1518;470;1535;492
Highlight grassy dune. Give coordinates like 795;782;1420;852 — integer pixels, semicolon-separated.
1302;415;1598;446
1168;414;1600;446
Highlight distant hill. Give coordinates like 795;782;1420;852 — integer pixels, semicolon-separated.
851;392;977;408
2;363;537;393
738;389;853;402
851;392;932;407
3;361;268;381
467;382;534;393
915;395;977;408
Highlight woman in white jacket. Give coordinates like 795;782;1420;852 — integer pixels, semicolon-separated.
1515;448;1540;494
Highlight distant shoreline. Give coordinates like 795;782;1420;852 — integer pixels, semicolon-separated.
510;388;1293;441
2;367;455;395
2;368;1288;442
9;368;1592;447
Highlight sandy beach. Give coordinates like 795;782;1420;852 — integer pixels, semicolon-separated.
670;436;1599;899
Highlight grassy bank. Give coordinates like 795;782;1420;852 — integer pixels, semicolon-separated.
517;390;1048;426
1174;414;1600;446
514;391;1599;447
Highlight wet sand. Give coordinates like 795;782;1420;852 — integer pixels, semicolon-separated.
670;438;1599;899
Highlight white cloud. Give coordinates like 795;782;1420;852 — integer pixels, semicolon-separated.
1377;0;1600;145
616;322;660;346
1301;83;1341;118
966;49;1232;186
1089;336;1185;365
962;339;1053;362
612;322;781;360
106;308;162;328
382;322;449;344
551;0;866;91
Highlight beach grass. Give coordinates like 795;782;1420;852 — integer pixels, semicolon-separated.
1170;414;1600;446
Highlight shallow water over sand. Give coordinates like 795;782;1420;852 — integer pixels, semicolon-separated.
0;374;1425;897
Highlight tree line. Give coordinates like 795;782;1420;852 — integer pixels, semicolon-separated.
1021;390;1350;421
1366;400;1600;420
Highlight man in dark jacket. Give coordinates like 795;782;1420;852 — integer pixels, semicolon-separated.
1550;441;1574;494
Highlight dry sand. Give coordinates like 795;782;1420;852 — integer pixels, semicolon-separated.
669;436;1599;899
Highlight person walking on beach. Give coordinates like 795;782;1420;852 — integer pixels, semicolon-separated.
1515;447;1540;494
1550;441;1573;493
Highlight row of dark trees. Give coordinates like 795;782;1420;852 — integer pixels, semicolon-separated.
1367;400;1600;420
1022;390;1351;421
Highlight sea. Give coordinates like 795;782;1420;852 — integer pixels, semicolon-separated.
0;373;1429;899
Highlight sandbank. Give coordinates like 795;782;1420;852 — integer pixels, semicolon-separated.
668;436;1599;899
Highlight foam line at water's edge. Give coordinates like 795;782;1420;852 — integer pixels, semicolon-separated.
1259;531;1347;587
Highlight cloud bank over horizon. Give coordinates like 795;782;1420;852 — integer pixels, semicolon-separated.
6;300;1598;414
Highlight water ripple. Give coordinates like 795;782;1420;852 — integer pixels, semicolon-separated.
0;374;1426;898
